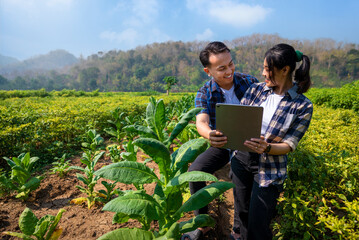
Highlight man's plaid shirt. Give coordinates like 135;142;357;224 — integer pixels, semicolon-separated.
195;72;258;129
240;82;313;187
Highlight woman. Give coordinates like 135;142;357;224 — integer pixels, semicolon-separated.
230;43;313;240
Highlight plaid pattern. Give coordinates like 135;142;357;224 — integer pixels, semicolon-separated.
240;82;313;187
195;72;258;129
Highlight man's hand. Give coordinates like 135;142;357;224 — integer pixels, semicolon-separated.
196;113;227;148
208;130;227;148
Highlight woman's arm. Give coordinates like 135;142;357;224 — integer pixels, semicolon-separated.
244;136;291;155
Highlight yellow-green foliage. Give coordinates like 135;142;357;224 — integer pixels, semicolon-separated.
274;105;359;240
0;92;191;167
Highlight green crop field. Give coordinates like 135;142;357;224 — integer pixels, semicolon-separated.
0;82;358;239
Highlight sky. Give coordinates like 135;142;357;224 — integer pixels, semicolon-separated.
1;0;358;61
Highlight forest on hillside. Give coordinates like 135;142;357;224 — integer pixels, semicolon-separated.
0;34;358;92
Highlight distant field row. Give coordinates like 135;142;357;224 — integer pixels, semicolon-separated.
0;92;193;166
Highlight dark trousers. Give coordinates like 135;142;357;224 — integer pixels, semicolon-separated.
231;151;281;240
188;147;231;215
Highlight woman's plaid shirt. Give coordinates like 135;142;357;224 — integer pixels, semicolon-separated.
240;82;313;187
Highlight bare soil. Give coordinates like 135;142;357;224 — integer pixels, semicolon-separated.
0;152;235;240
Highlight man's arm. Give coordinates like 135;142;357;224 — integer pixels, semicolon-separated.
196;113;227;148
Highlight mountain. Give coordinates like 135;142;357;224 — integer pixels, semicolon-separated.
0;50;79;77
0;54;20;66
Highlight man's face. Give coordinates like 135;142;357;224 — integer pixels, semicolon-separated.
204;51;235;90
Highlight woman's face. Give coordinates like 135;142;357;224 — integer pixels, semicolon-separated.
262;58;285;88
262;58;275;87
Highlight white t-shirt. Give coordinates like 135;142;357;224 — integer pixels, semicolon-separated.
260;93;284;135
220;85;240;104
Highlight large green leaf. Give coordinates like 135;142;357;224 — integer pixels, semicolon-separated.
33;215;53;239
98;228;154;240
165;108;203;146
93;151;105;166
95;161;159;185
171;138;209;174
156;222;180;240
112;212;131;224
19;208;38;236
146;96;157;133
21;176;41;191
165;189;182;215
179;214;215;233
68;165;85;172
4;157;17;168
174;182;234;219
76;173;89;185
154;99;166;141
124;125;158;139
11;165;30;185
2;231;33;240
104;127;117;137
133;138;171;182
103;192;161;221
45;209;65;240
167;171;218;187
21;152;31;170
28;156;40;173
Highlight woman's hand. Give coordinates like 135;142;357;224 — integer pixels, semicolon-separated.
244;136;269;154
208;130;227;148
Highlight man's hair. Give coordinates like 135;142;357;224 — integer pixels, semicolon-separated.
199;41;230;67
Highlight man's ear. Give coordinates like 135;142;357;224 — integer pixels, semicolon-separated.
203;67;210;76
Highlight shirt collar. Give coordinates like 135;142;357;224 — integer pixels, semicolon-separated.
263;83;299;99
211;78;220;93
210;72;238;93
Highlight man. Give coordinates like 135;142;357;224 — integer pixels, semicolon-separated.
181;41;258;240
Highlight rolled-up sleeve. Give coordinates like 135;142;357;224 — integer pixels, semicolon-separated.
282;102;313;151
195;88;209;115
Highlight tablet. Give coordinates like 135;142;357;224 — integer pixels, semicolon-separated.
215;103;263;152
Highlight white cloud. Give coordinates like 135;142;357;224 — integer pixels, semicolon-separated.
196;28;214;41
185;0;206;11
46;0;75;8
1;0;75;11
186;0;272;28
112;0;159;27
100;0;168;48
148;28;171;43
100;29;139;45
132;0;159;23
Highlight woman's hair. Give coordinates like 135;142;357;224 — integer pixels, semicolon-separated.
265;43;311;93
199;41;230;68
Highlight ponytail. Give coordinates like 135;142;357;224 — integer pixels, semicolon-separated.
294;54;311;94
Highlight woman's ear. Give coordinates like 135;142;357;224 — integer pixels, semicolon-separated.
282;65;290;76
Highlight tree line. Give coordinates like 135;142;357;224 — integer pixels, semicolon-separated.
0;34;358;92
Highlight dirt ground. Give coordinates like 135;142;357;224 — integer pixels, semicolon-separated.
0;152;235;240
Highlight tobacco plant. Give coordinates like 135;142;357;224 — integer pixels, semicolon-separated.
97;180;123;203
104;107;127;143
50;154;71;178
106;144;122;163
70;150;105;209
81;129;105;152
1;153;43;200
124;96;202;148
120;139;138;162
3;207;65;240
95;137;234;239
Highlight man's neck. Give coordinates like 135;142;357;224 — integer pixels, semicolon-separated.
217;82;234;90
